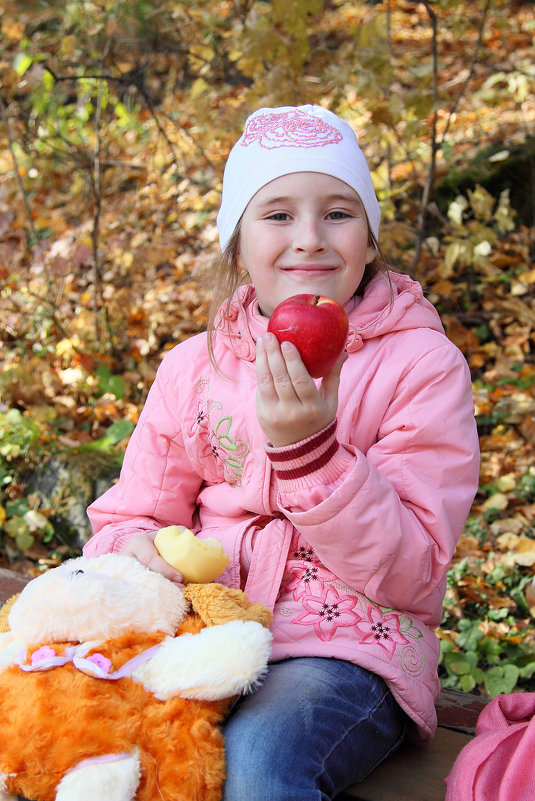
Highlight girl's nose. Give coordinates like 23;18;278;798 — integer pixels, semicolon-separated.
294;218;326;253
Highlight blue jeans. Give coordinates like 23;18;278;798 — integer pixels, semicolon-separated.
222;657;407;801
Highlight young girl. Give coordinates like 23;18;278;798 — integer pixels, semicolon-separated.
84;105;480;800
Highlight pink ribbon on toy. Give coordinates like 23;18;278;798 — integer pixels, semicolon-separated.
64;751;134;776
18;641;162;680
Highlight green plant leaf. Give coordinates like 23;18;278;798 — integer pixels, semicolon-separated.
15;529;35;552
4;515;29;538
445;654;473;676
483;665;519;698
6;498;30;517
13;53;32;76
456;624;484;651
96;365;126;399
79;420;134;454
460;674;477;692
105;420;135;444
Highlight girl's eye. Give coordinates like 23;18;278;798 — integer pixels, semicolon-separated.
267;212;291;221
327;210;351;220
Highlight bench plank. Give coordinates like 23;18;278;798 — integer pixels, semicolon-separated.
436;687;488;735
0;568;31;602
342;689;489;801
343;727;472;801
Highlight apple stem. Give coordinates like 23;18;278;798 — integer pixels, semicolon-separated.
314;294;320;305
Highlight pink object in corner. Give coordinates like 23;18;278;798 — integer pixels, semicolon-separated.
445;692;535;801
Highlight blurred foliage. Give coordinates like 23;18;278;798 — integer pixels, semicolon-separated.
1;0;535;696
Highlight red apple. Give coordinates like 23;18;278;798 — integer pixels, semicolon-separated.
267;294;349;378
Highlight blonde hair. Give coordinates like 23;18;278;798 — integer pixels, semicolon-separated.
206;220;389;371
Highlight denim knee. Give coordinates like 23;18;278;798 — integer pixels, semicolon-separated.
221;657;406;801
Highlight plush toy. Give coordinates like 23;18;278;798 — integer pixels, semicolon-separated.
0;553;273;801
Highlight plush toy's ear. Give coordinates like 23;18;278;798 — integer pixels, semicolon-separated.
183;583;273;629
0;594;19;633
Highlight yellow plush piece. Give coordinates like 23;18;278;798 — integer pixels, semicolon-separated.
154;526;231;584
0;594;17;632
0;554;272;801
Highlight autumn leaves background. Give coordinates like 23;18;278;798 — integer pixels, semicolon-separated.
0;0;534;695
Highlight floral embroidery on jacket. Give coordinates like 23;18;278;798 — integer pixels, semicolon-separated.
292;545;316;562
292;586;362;643
282;544;426;675
354;606;410;657
286;563;334;600
190;378;249;487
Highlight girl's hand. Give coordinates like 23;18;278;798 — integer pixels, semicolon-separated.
255;332;346;447
121;532;184;585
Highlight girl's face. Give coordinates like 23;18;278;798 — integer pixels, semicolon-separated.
237;172;376;317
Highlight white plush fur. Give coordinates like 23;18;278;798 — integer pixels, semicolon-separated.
0;634;22;671
133;619;273;701
0;772;16;801
55;749;141;801
7;555;188;643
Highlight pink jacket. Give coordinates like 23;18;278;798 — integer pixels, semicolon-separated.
85;271;480;742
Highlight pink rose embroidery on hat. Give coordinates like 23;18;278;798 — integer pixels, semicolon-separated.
241;109;343;150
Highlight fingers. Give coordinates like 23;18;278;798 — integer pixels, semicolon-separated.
256;333;313;402
320;350;347;399
256;333;342;447
122;534;184;586
145;552;184;586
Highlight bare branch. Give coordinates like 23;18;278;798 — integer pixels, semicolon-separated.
0;95;38;245
412;0;439;272
411;0;492;271
91;80;105;348
441;0;492;143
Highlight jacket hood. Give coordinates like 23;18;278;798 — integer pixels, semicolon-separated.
214;271;445;361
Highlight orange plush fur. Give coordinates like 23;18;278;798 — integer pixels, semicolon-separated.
0;556;272;801
0;617;227;801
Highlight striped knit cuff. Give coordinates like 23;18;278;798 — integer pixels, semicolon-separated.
265;420;347;492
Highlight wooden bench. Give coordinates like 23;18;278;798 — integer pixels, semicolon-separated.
342;687;488;801
0;567;32;603
0;568;487;801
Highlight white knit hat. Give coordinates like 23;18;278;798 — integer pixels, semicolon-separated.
216;104;381;252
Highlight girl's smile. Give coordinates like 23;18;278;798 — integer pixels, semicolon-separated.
237;172;377;317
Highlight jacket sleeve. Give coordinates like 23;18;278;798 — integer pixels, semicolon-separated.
268;341;480;619
84;350;203;556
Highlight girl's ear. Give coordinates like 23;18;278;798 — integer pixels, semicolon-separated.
365;243;377;265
